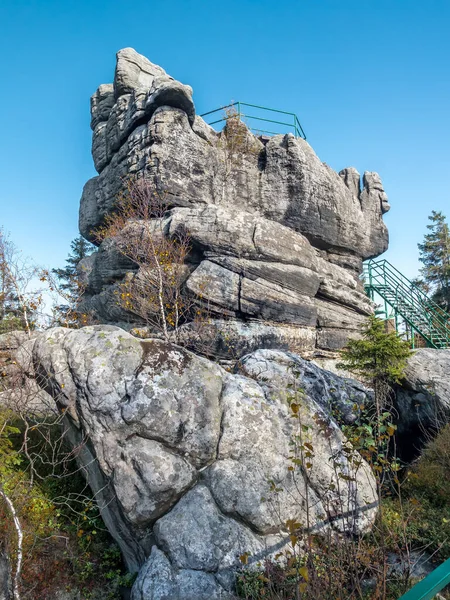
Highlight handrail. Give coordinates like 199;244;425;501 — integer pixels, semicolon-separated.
365;260;450;335
367;259;449;323
363;259;450;348
200;101;307;140
398;556;450;599
365;261;450;326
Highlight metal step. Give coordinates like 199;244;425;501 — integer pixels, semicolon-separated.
364;259;450;349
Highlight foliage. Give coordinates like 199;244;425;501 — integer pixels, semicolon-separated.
52;236;94;296
0;409;130;599
236;320;438;600
236;409;450;599
0;229;42;334
218;104;261;202
418;210;450;311
385;423;450;562
47;235;95;327
94;177;208;342
337;315;412;397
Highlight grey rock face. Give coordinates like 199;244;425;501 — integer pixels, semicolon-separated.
0;551;11;600
31;325;377;598
394;348;450;457
78;48;390;357
0;331;55;416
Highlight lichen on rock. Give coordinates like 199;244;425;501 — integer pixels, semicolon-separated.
29;325;378;598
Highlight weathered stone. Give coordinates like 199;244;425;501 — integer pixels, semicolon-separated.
169;205;319;270
154;485;264;572
79;177;101;242
208;255;321;297
315;299;368;329
0;551;11;600
29;325;378;598
90;83;115;130
394;349;450;456
236;348;371;425
175;319;317;359
318;277;372;315
131;545;234;600
131;547;175;600
0;332;55;416
114;48;167;99
78;48;393;358
240;277;317;325
0;330;32;351
112;436;197;525
186;260;240;312
317;327;362;351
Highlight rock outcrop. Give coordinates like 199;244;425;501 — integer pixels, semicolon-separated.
78;48;390;357
394;348;450;459
26;325;378;599
0;331;54;416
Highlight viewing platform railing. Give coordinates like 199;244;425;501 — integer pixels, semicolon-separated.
200;101;307;139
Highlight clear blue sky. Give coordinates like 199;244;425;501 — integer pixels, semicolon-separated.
1;0;449;279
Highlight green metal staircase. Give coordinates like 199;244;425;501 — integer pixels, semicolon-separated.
364;259;450;349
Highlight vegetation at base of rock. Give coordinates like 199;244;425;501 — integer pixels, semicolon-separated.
236;422;450;600
0;410;132;599
385;423;450;562
235;319;443;600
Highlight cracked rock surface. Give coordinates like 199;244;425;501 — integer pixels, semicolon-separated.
29;325;378;599
78;48;391;357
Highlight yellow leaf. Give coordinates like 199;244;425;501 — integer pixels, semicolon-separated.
299;566;309;581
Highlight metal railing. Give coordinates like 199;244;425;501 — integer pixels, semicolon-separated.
363;258;450;349
398;556;450;599
200;101;307;139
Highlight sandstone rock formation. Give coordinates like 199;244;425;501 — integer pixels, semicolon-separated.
394;348;450;458
26;325;378;599
78;48;390;357
0;331;54;416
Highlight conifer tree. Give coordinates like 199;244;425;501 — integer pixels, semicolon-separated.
50;236;94;326
418;210;450;311
337;315;412;402
52;236;94;296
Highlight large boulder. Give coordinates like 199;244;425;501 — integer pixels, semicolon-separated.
78;48;390;357
394;348;450;458
30;325;377;599
0;330;54;416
